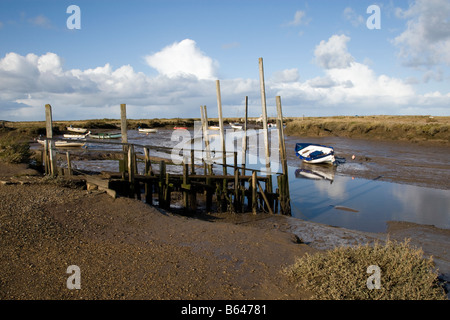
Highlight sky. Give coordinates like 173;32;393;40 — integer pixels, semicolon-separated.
0;0;449;121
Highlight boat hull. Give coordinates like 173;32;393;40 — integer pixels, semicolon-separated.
138;128;158;133
67;127;88;133
38;140;85;148
89;133;122;139
295;143;336;164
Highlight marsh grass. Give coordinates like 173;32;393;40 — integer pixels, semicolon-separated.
285;116;449;143
0;131;31;164
285;239;447;300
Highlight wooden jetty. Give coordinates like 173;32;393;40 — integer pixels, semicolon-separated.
40;60;291;215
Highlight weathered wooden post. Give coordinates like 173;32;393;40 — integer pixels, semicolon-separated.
45;104;57;176
258;58;272;194
216;80;226;172
144;147;153;204
66;151;72;176
276;96;291;215
120;104;128;179
252;170;257;214
216;80;228;211
242;96;248;169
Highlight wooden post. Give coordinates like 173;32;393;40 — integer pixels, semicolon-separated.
252;170;257;214
216;80;226;173
66;151;72;176
120;104;128;179
276;96;291;215
258;58;272;193
144;147;153;205
158;161;166;208
242;96;248;169
234;151;239;211
45;104;56;176
202;105;212;172
183;160;189;211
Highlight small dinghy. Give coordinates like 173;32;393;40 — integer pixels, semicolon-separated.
138;127;158;133
295;143;336;164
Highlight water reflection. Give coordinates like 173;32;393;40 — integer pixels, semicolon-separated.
290;165;450;233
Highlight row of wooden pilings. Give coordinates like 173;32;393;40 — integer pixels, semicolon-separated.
41;57;291;215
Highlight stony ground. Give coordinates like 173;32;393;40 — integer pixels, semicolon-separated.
0;163;317;299
1;162;449;300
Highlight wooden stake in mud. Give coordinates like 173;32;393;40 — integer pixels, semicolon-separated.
258;58;272;193
216;80;226;172
120;104;128;179
276;96;291;215
242;96;248;170
45;104;56;176
66;151;72;176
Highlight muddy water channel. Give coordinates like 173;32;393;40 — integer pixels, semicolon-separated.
43;128;450;233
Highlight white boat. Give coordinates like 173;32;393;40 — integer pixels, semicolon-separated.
230;123;243;130
63;131;90;139
208;126;220;130
67;126;88;133
37;139;85;148
138;127;158;133
295;143;336;164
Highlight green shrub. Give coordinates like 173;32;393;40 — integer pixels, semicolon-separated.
0;133;31;164
285;239;447;300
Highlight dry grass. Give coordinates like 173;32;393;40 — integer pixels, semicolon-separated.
0;130;31;164
285;239;447;300
284;115;450;144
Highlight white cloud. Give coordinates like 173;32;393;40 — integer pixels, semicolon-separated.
343;7;364;27
314;34;354;69
0;35;449;121
145;39;218;80
394;0;450;67
272;69;299;83
288;10;307;26
28;15;52;28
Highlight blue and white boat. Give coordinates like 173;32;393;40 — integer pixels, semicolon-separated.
295;143;336;164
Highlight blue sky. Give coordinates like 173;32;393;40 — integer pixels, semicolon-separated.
0;0;449;121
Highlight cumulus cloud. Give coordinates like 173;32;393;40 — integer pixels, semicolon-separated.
393;0;450;67
145;39;218;80
0;35;449;121
272;69;299;83
272;35;420;114
314;34;354;69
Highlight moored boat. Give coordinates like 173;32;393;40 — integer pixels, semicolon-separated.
138;127;158;133
67;126;88;133
63;131;90;139
173;126;188;130
89;132;122;139
37;139;85;148
295;143;336;164
230;123;243;130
